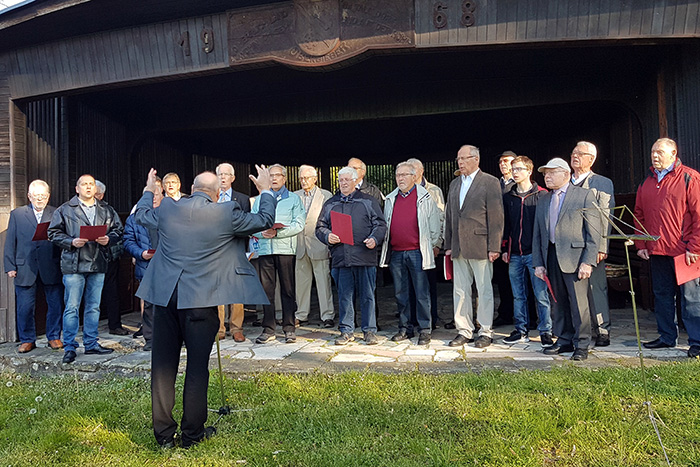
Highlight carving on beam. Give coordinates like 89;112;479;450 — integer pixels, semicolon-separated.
228;0;414;67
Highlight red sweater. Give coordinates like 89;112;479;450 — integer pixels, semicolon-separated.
390;189;420;251
634;159;700;256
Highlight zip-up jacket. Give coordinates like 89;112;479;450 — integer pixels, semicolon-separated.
503;182;547;257
252;187;305;256
315;190;387;268
380;184;441;270
634;159;700;256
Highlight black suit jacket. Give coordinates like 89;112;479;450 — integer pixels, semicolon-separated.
4;205;62;287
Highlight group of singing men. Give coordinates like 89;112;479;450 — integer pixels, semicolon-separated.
4;138;700;446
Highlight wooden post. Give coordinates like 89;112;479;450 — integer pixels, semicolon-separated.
657;70;669;138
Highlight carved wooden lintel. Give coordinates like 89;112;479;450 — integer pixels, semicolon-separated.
228;0;414;67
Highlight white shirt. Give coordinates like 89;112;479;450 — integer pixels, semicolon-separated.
459;168;479;208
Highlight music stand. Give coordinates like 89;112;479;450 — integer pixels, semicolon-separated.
580;204;670;466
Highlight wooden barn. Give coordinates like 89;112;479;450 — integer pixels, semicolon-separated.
1;0;700;342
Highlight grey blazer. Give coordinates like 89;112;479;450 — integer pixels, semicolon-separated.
532;184;601;274
444;170;504;260
574;172;615;255
294;187;332;260
134;191;276;308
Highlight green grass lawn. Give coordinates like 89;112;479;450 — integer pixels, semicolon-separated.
1;362;699;466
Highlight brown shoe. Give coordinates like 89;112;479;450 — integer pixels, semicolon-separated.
232;331;246;343
47;339;63;350
18;342;36;353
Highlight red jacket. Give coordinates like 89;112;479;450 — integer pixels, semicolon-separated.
634;159;700;256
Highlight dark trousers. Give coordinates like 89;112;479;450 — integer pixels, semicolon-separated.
494;257;514;319
151;288;218;447
547;243;592;350
143;300;154;342
101;259;121;329
258;254;297;333
15;277;63;342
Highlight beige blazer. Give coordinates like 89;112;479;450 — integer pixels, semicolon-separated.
295;187;333;260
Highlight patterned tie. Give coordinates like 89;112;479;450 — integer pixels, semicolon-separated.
218;191;226;203
549;190;561;243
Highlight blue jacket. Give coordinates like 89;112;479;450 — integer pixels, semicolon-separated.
252;187;305;256
123;214;158;280
315;190;387;268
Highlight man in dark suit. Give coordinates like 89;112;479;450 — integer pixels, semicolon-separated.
4;180;63;353
533;158;600;361
134;166;275;449
493;150;517;327
215;162;252;342
444;145;504;349
570;141;615;347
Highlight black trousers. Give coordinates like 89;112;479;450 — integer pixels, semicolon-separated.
101;259;122;329
151;287;218;447
547;243;591;350
258;254;297;333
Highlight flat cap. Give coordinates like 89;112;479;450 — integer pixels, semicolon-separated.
537;157;571;173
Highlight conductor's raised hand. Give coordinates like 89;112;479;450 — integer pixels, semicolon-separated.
145;168;159;193
250;165;272;193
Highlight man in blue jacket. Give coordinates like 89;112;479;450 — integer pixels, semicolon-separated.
316;166;387;345
4;180;63;353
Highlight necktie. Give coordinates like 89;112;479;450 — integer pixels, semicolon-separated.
549;190;561;243
218;191;226;203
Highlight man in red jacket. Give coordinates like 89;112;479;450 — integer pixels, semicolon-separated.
634;138;700;358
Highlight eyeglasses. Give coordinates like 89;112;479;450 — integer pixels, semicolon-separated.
299;176;316;181
30;194;49;200
571;151;594;157
218;173;233;177
511;167;529;173
456;156;477;161
270;173;285;179
338;178;355;184
395;173;413;178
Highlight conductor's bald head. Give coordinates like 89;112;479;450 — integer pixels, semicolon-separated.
193;171;220;200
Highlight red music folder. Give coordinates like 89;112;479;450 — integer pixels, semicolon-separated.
330;210;354;245
32;222;50;241
444;253;453;281
674;253;700;285
79;224;108;241
543;274;558;303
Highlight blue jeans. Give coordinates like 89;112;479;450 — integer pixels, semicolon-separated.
651;255;700;347
508;254;552;335
62;273;105;352
15;277;63;342
389;249;431;333
331;266;377;334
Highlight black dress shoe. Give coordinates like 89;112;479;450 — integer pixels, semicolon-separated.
322;319;335;328
543;343;575;355
643;338;675;349
474;335;493;348
182;426;216;449
444;321;456;329
109;327;129;336
132;327;143;338
571;348;588;361
84;344;114;355
688;345;700;358
62;350;76;363
448;335;474;347
595;334;610;347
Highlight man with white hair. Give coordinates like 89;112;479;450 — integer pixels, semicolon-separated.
215;162;251;342
316;167;387;345
4;180;64;353
570;141;615;347
163;173;185;201
294;165;335;327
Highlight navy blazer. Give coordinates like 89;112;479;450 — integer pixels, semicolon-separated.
134;190;276;308
3;205;62;287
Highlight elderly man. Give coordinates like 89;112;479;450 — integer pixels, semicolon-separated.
123;177;164;351
4;180;64;353
252;164;305;345
48;174;124;364
444;145;504;348
163;172;185;201
94;180;128;336
533;158;600;361
294;165;335;327
215;162;251;342
635;138;700;358
347;158;384;207
501;156;553;347
406;158;446;329
570;141;615;347
493;150;517;327
135;166;275;449
380;162;440;345
316;167;387;345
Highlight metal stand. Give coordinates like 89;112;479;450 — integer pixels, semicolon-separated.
208;334;231;426
581;205;669;466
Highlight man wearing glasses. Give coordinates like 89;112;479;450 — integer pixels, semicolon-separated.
444;145;504;349
570;141;615;347
4;180;64;353
533;158;600;361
